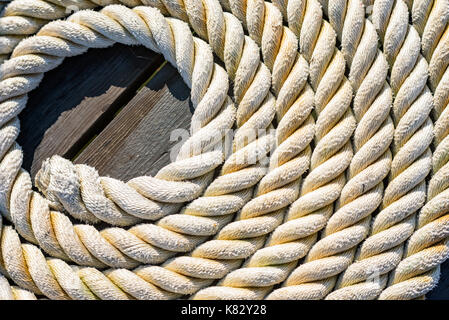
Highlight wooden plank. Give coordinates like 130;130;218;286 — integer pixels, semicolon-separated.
427;260;449;299
18;43;164;178
18;41;449;299
74;63;193;181
75;63;449;297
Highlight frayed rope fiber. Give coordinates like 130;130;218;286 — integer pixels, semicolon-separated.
0;0;448;300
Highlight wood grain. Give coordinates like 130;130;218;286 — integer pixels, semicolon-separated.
74;63;193;181
17;41;449;300
427;261;449;299
18;43;164;178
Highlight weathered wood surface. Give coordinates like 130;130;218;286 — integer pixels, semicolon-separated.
18;43;164;178
17;43;449;299
75;62;193;181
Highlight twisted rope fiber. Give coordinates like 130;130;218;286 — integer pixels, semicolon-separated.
191;0;363;299
0;3;238;292
0;0;358;279
0;0;318;275
0;0;193;63
0;0;317;223
363;0;449;299
0;0;97;64
2;0;352;298
348;2;449;298
321;0;434;299
144;0;317;301
247;0;395;300
198;0;443;300
142;1;355;299
0;0;316;250
0;0;328;300
122;0;356;300
0;0;282;277
0;0;338;298
160;0;318;299
0;5;281;299
0;272;36;299
192;0;393;300
0;0;353;299
154;0;318;257
0;0;314;292
0;8;236;266
0;0;444;300
0;0;329;300
119;0;361;300
75;0;319;299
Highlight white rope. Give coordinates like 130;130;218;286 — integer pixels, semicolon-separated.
195;0;359;299
3;0;312;299
0;1;283;277
325;0;433;300
369;0;449;300
0;0;448;300
0;5;277;298
193;0;393;300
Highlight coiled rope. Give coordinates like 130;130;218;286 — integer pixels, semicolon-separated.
0;2;284;282
196;0;364;299
367;0;449;300
126;0;353;300
255;0;395;300
188;0;394;300
0;5;277;299
0;0;336;299
0;0;448;300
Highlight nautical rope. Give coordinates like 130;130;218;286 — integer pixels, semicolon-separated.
369;0;449;300
245;0;395;300
193;0;361;299
245;0;394;300
0;5;279;299
2;0;357;300
0;0;447;300
195;0;392;300
109;0;353;300
0;0;316;212
0;273;36;299
0;0;96;64
1;0;321;299
104;0;323;300
0;0;344;298
84;0;320;299
0;1;281;274
156;0;318;243
325;0;434;299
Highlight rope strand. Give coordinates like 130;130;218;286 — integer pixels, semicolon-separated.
0;0;447;300
326;0;433;300
194;0;359;299
373;0;449;299
0;6;275;298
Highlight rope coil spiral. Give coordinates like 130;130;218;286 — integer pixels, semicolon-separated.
322;0;434;300
195;0;359;299
256;0;395;300
369;0;449;300
0;4;279;298
0;0;447;300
